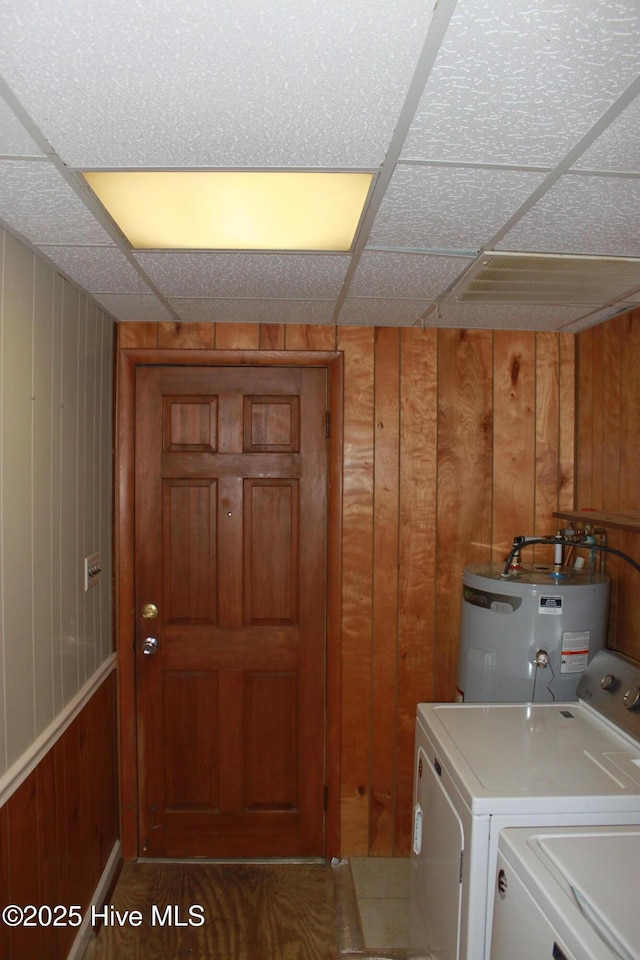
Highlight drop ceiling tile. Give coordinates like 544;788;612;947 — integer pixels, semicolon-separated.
560;304;640;331
0;95;44;156
168;298;336;325
401;0;640;167
38;245;152;294
496;175;640;257
426;301;588;330
0;161;114;244
349;251;473;299
369;165;545;251
91;293;174;322
135;252;350;299
572;94;640;174
0;0;433;168
338;298;429;327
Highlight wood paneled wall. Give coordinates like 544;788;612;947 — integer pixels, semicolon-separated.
118;320;575;856
0;227;118;957
576;306;640;662
0;227;114;779
0;671;118;960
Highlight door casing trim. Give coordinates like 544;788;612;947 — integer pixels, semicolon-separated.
115;347;343;860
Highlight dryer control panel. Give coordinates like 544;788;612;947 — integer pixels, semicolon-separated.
577;649;640;745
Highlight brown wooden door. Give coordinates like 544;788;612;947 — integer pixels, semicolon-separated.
134;365;327;857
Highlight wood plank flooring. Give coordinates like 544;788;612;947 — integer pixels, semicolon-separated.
85;861;338;960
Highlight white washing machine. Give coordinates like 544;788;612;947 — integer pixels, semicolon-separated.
408;649;640;960
491;825;640;960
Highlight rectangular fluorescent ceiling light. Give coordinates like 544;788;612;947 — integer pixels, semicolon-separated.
82;170;373;251
452;251;640;305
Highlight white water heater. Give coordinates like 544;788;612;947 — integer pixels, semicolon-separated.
456;562;610;703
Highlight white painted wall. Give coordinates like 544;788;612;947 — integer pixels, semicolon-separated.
0;226;114;777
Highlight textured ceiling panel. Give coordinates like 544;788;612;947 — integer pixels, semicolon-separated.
0;0;433;168
39;245;154;293
348;251;472;299
496;175;640;258
0;1;638;330
424;301;589;330
0;96;43;156
92;293;174;322
563;304;639;331
401;0;640;167
0;161;114;244
368;165;546;251
572;96;640;173
135;252;350;299
169;298;336;325
339;298;429;327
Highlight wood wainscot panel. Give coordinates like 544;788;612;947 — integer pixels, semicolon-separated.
0;671;119;960
0;804;9;960
6;774;42;959
36;751;61;960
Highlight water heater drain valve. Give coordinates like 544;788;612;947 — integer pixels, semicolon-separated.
534;649;550;669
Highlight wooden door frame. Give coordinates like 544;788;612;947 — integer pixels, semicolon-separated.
115;347;343;861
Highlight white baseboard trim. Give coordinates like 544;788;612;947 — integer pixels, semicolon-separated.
66;839;122;960
0;653;117;808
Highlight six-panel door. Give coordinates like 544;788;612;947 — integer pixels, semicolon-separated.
134;365;327;857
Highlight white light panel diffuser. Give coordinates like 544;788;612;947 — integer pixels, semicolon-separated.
83;171;373;251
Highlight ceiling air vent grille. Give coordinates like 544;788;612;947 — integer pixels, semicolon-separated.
452;252;640;305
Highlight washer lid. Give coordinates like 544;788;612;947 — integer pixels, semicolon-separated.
418;702;640;812
500;827;640;960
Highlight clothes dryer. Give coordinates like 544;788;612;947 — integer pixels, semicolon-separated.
409;649;640;960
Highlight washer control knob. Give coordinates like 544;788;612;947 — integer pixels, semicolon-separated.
600;673;617;692
623;687;640;711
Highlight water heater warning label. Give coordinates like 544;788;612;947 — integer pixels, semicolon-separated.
560;631;591;673
539;595;563;614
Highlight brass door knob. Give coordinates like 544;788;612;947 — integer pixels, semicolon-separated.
141;602;159;620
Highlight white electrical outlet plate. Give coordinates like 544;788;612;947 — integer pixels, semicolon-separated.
84;552;101;591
